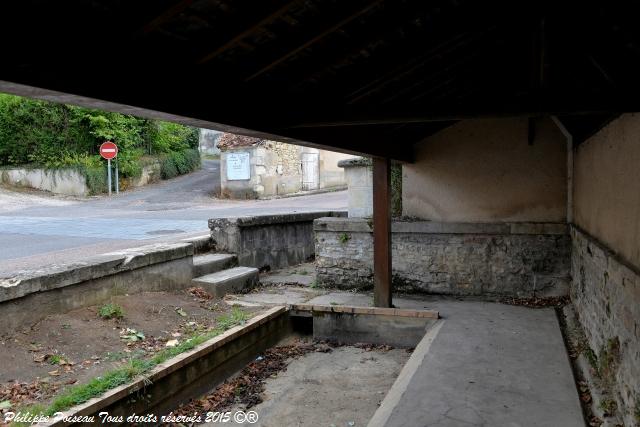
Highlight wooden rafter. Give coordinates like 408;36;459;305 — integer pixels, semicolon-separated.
197;0;300;64
140;0;194;34
243;0;385;82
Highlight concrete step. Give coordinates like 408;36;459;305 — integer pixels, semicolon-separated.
192;266;259;298
192;253;237;277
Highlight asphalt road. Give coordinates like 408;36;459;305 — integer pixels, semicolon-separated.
0;159;347;275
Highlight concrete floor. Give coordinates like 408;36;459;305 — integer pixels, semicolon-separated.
222;346;410;427
227;285;585;427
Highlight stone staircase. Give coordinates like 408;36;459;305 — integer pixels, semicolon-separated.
191;252;259;298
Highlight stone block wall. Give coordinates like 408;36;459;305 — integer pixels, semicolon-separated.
209;211;346;270
314;218;570;297
571;226;640;425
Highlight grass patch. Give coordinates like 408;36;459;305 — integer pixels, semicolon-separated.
48;355;63;365
15;308;249;421
598;398;617;416
98;303;124;320
583;347;598;371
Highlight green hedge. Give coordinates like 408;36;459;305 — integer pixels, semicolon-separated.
160;149;201;180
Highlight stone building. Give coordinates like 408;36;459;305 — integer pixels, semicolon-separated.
217;133;349;199
198;129;222;156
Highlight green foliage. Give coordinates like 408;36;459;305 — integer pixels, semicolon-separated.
0;93;202;193
98;303;124;319
151;121;199;154
83;166;107;195
48;355;63;365
160;148;201;179
338;233;351;244
391;163;402;217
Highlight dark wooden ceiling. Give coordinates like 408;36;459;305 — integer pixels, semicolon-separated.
0;0;637;161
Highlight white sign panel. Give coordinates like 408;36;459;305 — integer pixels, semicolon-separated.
226;152;251;180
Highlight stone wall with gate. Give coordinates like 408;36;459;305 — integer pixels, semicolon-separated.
219;137;348;199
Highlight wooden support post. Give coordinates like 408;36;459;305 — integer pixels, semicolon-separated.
373;156;392;308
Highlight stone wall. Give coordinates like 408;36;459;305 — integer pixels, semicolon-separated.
209;211;346;270
0;243;193;334
220;143;303;199
314;218;570;297
571;227;640;425
1;167;88;196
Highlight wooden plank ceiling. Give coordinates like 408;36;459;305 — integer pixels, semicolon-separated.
0;0;638;161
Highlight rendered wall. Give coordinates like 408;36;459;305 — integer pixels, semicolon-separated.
574;113;640;268
403;117;567;222
318;149;349;189
571;114;640;425
1;168;88;196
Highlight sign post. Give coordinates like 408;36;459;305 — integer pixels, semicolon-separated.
115;158;119;195
99;141;118;196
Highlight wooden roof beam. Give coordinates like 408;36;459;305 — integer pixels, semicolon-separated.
244;0;385;82
197;0;300;64
140;0;194;35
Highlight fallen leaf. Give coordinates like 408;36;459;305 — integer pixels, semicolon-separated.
48;370;60;376
33;354;47;363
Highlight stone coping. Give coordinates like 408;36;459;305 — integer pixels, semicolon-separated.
289;303;439;319
314;217;568;235
208;211;346;229
337;157;371;168
0;242;193;303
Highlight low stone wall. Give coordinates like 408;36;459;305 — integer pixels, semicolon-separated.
1;167;88;196
571;226;640;425
209;211;346;270
0;243;193;334
1;161;163;196
314;218;570;297
126;160;161;189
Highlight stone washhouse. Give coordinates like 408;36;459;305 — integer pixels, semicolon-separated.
2;1;640;424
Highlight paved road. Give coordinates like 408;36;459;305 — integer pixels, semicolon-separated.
0;159;347;275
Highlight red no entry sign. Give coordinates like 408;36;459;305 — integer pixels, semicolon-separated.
99;141;118;160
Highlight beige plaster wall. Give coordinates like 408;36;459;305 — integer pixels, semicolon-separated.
574;113;640;268
403;117;567;222
319;149;349;189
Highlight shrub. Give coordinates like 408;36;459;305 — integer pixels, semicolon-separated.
183;148;201;170
172;150;188;174
98;303;124;319
160;155;178;179
84;166;108;195
160;149;200;180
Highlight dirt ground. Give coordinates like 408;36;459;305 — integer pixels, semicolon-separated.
0;289;263;415
198;342;411;427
